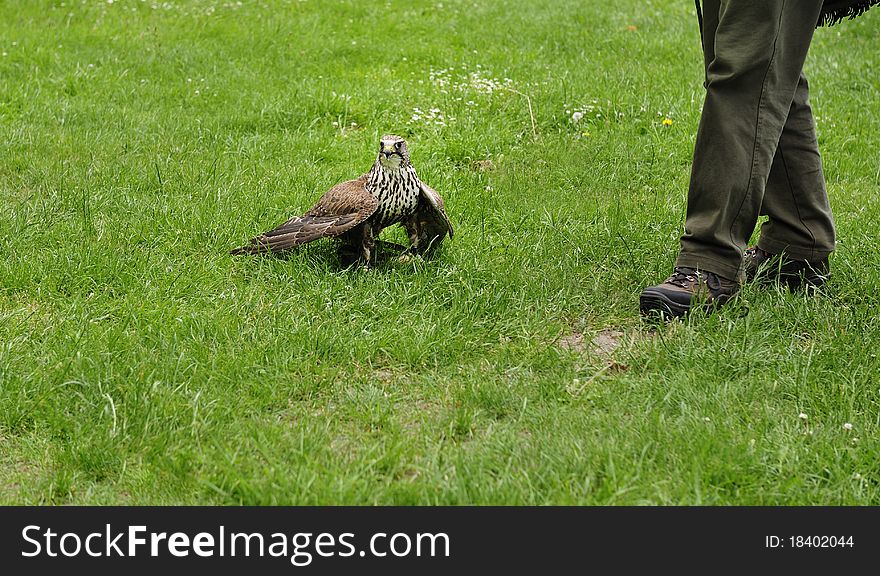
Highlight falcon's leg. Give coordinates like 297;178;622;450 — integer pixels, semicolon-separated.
399;219;425;262
404;218;422;254
405;217;445;258
336;222;375;268
360;223;376;269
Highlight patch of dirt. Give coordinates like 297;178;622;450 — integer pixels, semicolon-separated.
592;329;624;357
557;328;625;358
557;333;586;353
372;368;395;383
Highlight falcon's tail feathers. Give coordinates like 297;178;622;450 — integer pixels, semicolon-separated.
230;214;357;255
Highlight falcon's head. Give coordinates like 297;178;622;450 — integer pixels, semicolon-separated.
377;135;410;170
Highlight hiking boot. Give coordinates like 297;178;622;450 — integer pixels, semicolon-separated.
744;247;829;291
639;267;739;318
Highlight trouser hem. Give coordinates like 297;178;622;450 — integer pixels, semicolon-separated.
675;253;742;283
757;237;835;262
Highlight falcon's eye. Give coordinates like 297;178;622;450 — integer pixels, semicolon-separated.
395;141;403;150
379;142;385;151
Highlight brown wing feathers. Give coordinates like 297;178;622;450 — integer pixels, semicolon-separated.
230;214;357;254
231;177;378;255
418;183;455;240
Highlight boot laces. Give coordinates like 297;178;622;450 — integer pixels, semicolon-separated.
667;268;721;290
667;268;699;288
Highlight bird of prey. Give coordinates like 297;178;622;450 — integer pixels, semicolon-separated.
231;134;454;267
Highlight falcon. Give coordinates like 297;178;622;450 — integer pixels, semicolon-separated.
231;135;454;266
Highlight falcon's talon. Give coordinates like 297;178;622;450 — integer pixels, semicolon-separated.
397;252;424;264
231;135;454;265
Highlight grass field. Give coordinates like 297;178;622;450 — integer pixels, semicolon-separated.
1;0;879;505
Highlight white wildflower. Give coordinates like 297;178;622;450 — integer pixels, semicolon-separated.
410;106;448;127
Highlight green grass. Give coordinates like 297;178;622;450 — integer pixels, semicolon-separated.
1;0;879;505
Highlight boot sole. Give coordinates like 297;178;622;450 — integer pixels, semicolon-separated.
639;290;734;319
639;289;695;319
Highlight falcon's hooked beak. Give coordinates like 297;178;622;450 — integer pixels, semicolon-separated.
378;140;405;169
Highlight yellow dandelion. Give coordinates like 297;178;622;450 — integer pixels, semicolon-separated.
662;118;673;127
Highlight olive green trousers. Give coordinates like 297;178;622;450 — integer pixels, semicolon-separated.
677;0;837;281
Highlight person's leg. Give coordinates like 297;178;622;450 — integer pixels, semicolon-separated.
640;0;826;317
675;0;825;282
757;73;836;262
